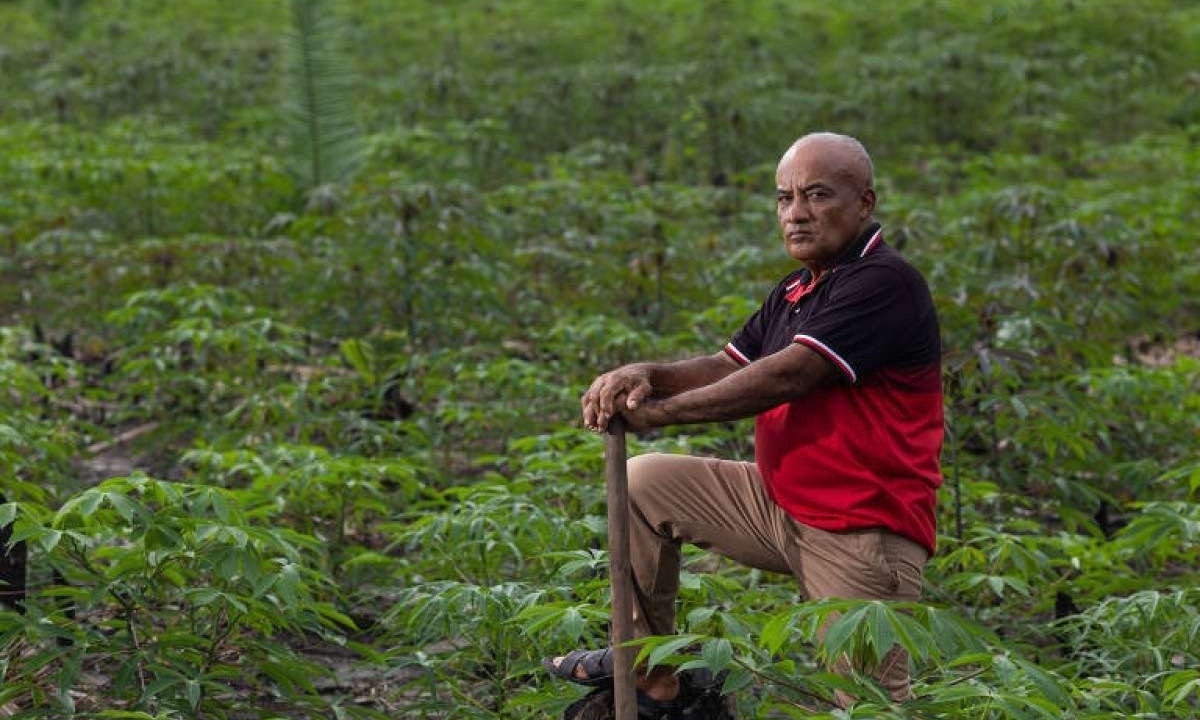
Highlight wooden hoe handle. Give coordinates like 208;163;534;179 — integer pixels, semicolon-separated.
604;416;637;720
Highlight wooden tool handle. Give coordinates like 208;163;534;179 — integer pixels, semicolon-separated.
604;416;637;720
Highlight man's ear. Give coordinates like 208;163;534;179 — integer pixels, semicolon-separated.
860;188;877;218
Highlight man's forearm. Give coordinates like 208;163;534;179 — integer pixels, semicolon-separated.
635;352;740;398
637;344;836;426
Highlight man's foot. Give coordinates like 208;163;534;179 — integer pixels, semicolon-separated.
543;648;680;701
543;648;615;687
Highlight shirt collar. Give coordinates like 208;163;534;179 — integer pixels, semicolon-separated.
785;223;885;302
834;221;884;266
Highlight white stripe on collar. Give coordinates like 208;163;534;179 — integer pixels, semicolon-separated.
859;227;884;258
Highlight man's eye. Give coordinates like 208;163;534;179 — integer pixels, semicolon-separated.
806;190;828;200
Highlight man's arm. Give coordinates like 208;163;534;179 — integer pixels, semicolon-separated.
620;343;838;430
581;352;739;432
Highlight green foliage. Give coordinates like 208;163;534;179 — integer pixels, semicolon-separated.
0;121;293;242
0;475;358;718
0;0;1198;716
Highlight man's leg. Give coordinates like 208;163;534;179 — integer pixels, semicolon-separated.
552;452;928;705
547;453;792;695
792;524;928;703
628;454;928;704
626;452;800;636
623;452;805;700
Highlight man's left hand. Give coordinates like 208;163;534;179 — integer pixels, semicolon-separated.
618;398;669;432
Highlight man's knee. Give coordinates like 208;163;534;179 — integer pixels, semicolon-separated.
626;452;666;506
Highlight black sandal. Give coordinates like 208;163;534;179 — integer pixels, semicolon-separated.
560;669;735;720
542;647;615;687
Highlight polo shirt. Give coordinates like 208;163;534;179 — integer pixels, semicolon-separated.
723;223;943;553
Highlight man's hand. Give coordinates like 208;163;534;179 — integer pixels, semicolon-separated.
585;345;836;432
579;352;743;432
616;398;669;432
581;365;653;432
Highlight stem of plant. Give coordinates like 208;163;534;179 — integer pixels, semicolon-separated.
731;656;824;709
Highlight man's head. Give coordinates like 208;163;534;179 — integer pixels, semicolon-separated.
775;132;876;271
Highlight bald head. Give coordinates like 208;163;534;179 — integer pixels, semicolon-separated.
777;132;874;191
774;132;877;271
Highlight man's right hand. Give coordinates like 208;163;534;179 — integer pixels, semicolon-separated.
580;365;652;432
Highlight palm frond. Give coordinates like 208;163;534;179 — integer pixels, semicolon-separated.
283;0;362;191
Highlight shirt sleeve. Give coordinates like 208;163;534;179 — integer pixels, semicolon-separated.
725;306;765;365
725;274;798;365
792;264;921;383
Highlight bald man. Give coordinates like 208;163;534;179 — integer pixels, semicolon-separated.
547;133;943;710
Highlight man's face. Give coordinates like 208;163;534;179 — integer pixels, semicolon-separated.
775;141;875;270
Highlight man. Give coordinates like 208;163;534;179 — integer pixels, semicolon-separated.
545;132;943;710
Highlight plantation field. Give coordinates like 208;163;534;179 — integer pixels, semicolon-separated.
0;0;1198;718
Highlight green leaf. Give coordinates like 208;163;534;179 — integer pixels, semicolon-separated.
312;602;357;630
559;606;584;639
78;491;103;517
684;606;715;631
821;604;868;662
340;339;375;383
864;603;898;664
38;528;62;553
261;659;320;695
190;589;221;608
946;652;995;668
185;679;201;710
210;490;233;524
1012;655;1073;709
107;492;140;522
141;673;183;702
760;608;797;655
700;638;732;674
1162;669;1200;706
721;668;753;695
638;634;703;670
275;562;302;605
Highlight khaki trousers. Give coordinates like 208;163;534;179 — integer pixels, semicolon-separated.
625;453;928;703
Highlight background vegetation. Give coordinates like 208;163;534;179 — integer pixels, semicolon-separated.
1;0;1198;717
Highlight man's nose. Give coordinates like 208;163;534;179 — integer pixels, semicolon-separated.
784;196;811;223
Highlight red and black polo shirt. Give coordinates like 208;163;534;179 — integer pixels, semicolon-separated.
723;223;943;554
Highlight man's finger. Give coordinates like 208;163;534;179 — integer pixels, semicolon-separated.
625;383;649;409
597;382;617;416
